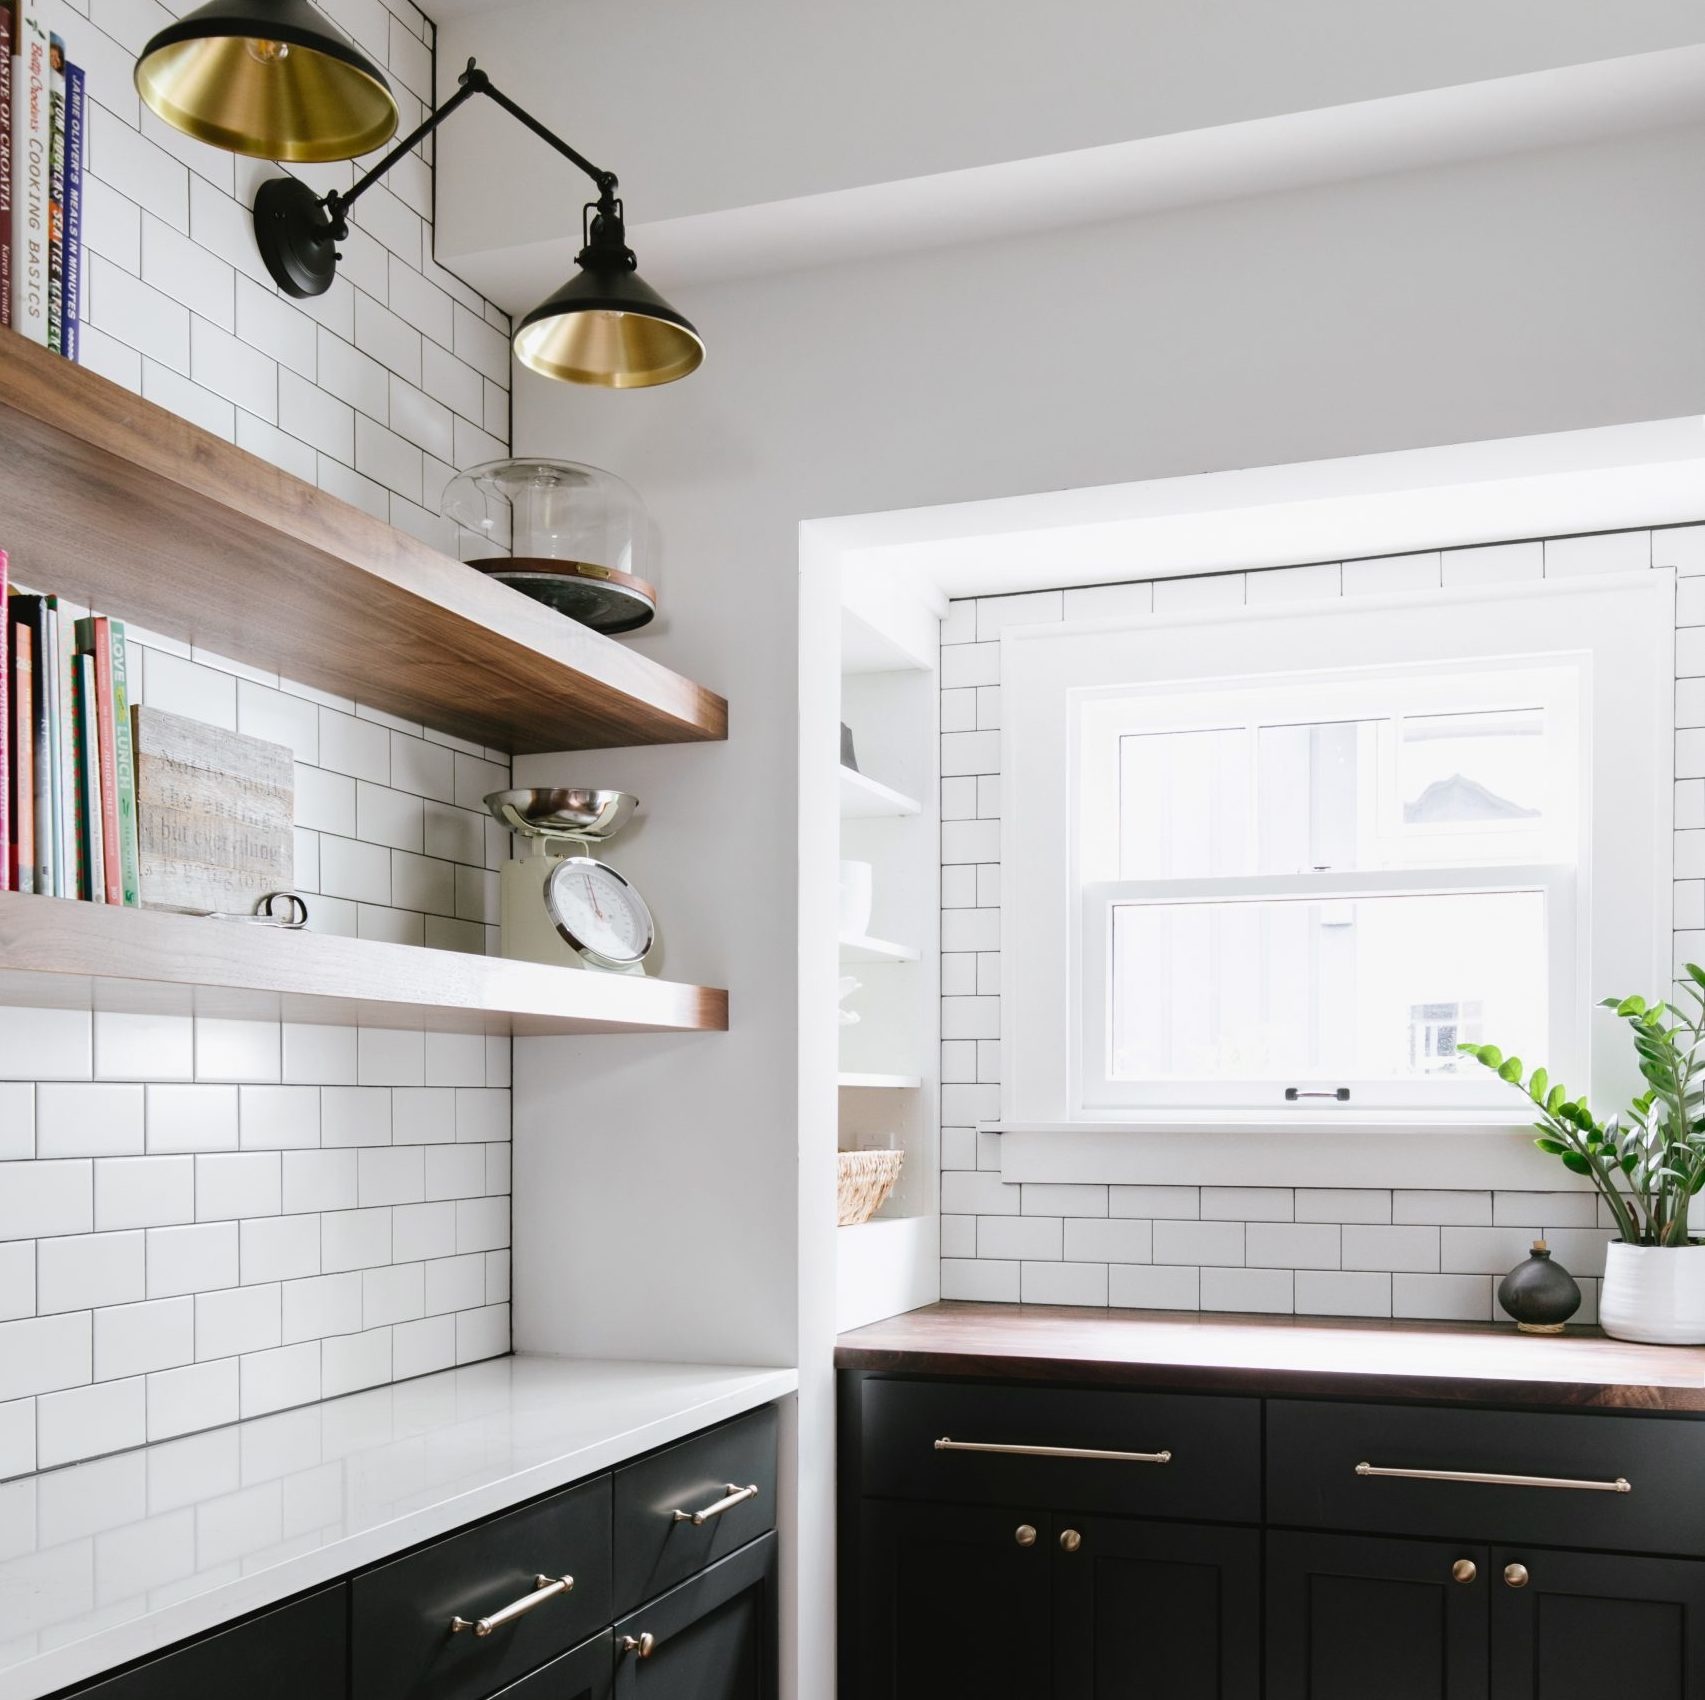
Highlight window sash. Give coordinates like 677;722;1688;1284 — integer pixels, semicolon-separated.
1076;864;1579;1113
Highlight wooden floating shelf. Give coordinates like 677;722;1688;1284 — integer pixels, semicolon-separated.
839;934;921;964
839;767;921;819
0;329;726;755
0;892;728;1036
837;1072;923;1090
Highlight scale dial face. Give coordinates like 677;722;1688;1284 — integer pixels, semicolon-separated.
544;856;654;967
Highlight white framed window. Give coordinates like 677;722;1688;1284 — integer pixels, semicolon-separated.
1001;573;1673;1134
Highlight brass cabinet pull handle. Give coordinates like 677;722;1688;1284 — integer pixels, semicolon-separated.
1355;1461;1630;1494
450;1573;573;1637
1014;1524;1037;1547
673;1483;760;1525
1059;1529;1083;1553
1504;1563;1530;1589
1451;1559;1478;1584
934;1437;1172;1465
620;1632;657;1658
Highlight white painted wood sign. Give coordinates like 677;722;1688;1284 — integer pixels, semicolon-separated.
131;705;294;914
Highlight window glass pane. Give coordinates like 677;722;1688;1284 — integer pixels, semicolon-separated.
1108;890;1547;1084
1256;718;1381;873
1118;727;1250;878
1399;709;1545;829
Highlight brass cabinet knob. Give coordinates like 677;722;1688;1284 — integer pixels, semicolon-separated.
1503;1563;1530;1589
619;1633;656;1658
1451;1559;1477;1584
1014;1524;1037;1548
1059;1529;1083;1553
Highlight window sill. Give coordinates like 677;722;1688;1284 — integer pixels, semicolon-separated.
991;1115;1589;1191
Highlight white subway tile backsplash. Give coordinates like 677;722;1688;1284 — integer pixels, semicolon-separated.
37;1231;145;1314
146;1223;239;1298
1021;1260;1107;1306
977;1216;1061;1261
1109;1264;1199;1310
1200;1266;1293;1314
4;0;512;1468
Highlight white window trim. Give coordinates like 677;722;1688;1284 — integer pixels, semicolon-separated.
999;571;1674;1180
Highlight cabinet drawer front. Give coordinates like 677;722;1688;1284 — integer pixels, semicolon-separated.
490;1630;613;1700
859;1378;1260;1522
352;1474;613;1700
614;1405;778;1615
1269;1401;1705;1556
612;1531;777;1699
75;1586;347;1700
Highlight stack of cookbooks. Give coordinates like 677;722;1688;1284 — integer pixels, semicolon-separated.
1;551;142;902
3;0;87;357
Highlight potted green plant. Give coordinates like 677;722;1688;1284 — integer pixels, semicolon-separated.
1462;968;1705;1345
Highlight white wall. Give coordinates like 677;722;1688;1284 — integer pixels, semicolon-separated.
0;0;516;1481
494;124;1705;1699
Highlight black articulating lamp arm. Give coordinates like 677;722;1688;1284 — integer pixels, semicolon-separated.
255;59;633;301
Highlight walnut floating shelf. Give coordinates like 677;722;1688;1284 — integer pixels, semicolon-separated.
0;329;725;754
0;893;728;1036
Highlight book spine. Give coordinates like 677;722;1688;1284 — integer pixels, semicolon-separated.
86;616;121;904
0;556;8;892
46;595;72;895
45;30;62;355
1;5;13;332
11;617;32;894
74;650;103;902
10;0;46;345
25;598;49;892
108;619;140;907
61;59;82;362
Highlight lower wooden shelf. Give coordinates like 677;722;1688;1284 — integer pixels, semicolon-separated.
0;891;728;1035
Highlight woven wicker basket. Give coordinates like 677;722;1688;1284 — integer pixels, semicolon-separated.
837;1149;905;1226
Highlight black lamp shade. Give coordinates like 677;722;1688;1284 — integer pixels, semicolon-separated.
136;0;398;163
514;264;704;389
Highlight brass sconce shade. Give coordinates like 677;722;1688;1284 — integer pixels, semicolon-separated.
136;0;398;163
514;266;705;390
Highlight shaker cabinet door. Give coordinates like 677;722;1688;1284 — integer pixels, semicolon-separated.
1267;1531;1490;1700
611;1533;777;1700
1490;1547;1705;1700
853;1500;1051;1700
1052;1515;1260;1700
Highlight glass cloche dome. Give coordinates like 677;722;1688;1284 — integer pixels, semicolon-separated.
441;458;657;635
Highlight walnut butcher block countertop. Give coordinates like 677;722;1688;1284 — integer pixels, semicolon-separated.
835;1302;1705;1412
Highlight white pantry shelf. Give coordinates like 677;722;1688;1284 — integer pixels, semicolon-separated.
839;934;921;964
837;1072;923;1090
839;767;922;819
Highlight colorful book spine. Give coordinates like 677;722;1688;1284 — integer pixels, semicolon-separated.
61;59;83;361
1;4;13;332
11;616;33;894
73;650;103;902
45;30;63;354
0;556;8;892
76;615;122;905
108;620;140;906
11;593;51;893
10;0;47;345
45;594;71;895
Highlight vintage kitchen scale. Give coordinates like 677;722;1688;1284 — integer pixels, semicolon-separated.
485;788;656;975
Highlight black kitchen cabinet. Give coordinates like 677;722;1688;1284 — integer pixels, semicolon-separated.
57;1408;779;1700
1489;1546;1705;1699
1266;1532;1490;1700
611;1532;778;1700
1053;1516;1260;1699
854;1502;1256;1699
856;1501;1052;1699
840;1367;1705;1700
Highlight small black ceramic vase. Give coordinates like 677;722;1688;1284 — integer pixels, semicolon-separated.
1498;1239;1582;1333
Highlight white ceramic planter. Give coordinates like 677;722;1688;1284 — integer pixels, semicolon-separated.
1598;1241;1705;1344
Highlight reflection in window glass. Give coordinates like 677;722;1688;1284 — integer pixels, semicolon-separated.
1257;718;1380;873
1399;709;1544;828
1109;891;1546;1084
1118;727;1250;879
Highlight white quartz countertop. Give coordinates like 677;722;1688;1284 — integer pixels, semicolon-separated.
0;1354;797;1700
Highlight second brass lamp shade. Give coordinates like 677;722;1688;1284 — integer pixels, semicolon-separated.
515;263;705;390
135;0;397;163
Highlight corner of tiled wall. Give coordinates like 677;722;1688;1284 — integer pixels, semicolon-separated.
0;0;519;1477
941;521;1705;1325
